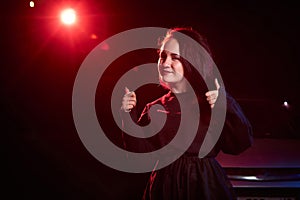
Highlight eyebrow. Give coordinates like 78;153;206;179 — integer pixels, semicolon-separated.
159;50;180;56
171;53;180;57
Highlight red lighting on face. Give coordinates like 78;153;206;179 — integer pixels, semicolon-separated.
60;8;77;25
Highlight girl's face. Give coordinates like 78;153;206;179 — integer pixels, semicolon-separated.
158;38;185;88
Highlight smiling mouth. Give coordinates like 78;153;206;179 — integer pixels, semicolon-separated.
162;69;173;74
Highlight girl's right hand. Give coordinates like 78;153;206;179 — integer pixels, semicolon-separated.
121;87;137;112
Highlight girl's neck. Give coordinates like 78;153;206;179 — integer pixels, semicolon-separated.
169;80;189;94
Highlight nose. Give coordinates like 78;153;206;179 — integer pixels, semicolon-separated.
162;56;172;68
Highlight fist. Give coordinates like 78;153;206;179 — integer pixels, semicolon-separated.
205;78;220;108
121;87;137;112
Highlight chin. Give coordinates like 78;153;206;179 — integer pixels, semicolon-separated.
162;76;174;83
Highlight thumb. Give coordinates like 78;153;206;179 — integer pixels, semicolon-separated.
214;78;220;90
125;87;130;95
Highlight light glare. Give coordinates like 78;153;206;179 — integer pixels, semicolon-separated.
30;1;34;8
60;8;77;25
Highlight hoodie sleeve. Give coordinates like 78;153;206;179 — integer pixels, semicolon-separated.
216;88;253;155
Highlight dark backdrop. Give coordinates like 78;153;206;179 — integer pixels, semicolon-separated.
1;0;299;199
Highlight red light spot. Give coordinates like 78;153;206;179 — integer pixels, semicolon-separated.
90;34;98;39
100;42;110;50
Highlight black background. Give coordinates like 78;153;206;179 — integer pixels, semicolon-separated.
1;0;299;199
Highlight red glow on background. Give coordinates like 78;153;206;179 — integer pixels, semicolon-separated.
90;34;98;39
29;1;108;52
100;41;110;50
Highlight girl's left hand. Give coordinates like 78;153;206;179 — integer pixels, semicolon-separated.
205;78;220;108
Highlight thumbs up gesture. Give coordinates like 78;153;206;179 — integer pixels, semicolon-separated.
205;78;220;109
121;87;137;112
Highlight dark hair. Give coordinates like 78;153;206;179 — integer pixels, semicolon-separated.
159;27;216;93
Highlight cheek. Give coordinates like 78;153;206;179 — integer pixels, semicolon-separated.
174;64;184;76
157;63;162;75
157;59;162;69
158;58;162;65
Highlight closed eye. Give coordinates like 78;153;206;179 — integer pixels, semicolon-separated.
159;51;180;61
171;54;180;60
